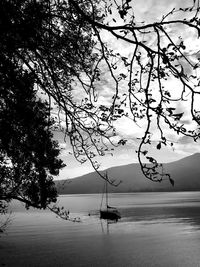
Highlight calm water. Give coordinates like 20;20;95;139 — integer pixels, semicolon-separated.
1;192;200;267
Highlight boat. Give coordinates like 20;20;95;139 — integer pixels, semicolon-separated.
100;173;121;221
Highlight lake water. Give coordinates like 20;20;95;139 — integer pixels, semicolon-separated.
1;192;200;266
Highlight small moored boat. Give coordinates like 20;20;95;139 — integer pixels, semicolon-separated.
100;173;121;221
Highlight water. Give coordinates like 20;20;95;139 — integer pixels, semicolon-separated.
1;192;200;266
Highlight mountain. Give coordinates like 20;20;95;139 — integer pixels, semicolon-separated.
55;153;200;194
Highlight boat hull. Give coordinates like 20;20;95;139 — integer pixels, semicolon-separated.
100;209;121;221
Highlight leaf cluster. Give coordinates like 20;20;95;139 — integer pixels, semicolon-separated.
0;57;64;209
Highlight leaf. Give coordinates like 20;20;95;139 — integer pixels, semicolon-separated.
118;139;127;145
118;9;127;19
166;107;176;115
156;142;161;150
171;112;184;121
146;156;154;163
142;150;148;156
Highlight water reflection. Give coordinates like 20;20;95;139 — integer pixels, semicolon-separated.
2;192;200;267
85;192;200;235
8;192;200;234
100;219;118;234
115;204;200;234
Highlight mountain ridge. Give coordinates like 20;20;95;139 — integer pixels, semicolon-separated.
55;153;200;194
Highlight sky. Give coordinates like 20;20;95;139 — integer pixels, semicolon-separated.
53;0;200;180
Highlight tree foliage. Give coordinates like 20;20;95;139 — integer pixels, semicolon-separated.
67;0;200;184
0;57;64;210
1;0;200;212
0;0;100;223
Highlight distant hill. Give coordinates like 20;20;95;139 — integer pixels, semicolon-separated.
55;153;200;194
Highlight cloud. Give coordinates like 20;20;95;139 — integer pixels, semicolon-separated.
178;136;196;145
174;140;200;156
53;0;200;179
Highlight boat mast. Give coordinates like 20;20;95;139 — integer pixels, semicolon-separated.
106;172;108;210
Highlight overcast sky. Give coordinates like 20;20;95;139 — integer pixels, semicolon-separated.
54;0;200;180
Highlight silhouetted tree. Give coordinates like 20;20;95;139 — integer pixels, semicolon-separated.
1;0;200;215
0;57;65;212
0;0;99;228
